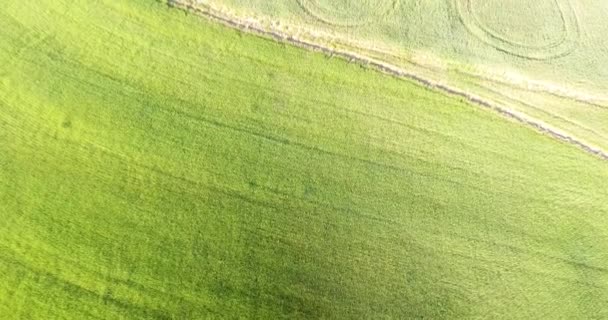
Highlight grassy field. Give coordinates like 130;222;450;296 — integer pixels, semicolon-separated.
2;0;608;318
195;0;608;153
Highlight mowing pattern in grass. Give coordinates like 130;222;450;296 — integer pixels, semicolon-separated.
1;0;608;318
197;0;608;153
454;0;580;60
296;0;398;27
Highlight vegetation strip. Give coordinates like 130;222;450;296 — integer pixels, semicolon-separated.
4;1;608;317
169;0;608;161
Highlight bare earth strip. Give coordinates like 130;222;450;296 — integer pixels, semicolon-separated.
168;0;608;161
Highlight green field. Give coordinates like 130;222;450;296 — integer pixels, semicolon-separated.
2;0;608;318
195;0;608;153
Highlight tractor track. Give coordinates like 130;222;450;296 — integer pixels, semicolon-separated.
168;0;608;161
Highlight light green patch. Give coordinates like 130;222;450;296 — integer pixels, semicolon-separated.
296;0;397;27
1;0;608;319
201;0;608;152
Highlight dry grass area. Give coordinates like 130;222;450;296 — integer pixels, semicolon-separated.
192;0;608;154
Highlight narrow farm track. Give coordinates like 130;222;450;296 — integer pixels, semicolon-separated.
169;0;608;161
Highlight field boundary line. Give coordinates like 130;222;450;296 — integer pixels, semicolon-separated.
167;0;608;161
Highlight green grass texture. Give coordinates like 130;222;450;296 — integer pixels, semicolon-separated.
198;0;608;153
1;0;608;318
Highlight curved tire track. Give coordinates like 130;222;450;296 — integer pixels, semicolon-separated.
168;0;608;161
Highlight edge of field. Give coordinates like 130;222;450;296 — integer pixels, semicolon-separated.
167;0;608;161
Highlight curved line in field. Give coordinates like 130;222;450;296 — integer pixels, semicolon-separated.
469;0;567;49
454;0;580;60
464;80;608;143
168;0;608;161
296;0;399;28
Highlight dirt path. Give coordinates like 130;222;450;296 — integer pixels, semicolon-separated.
168;0;608;161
